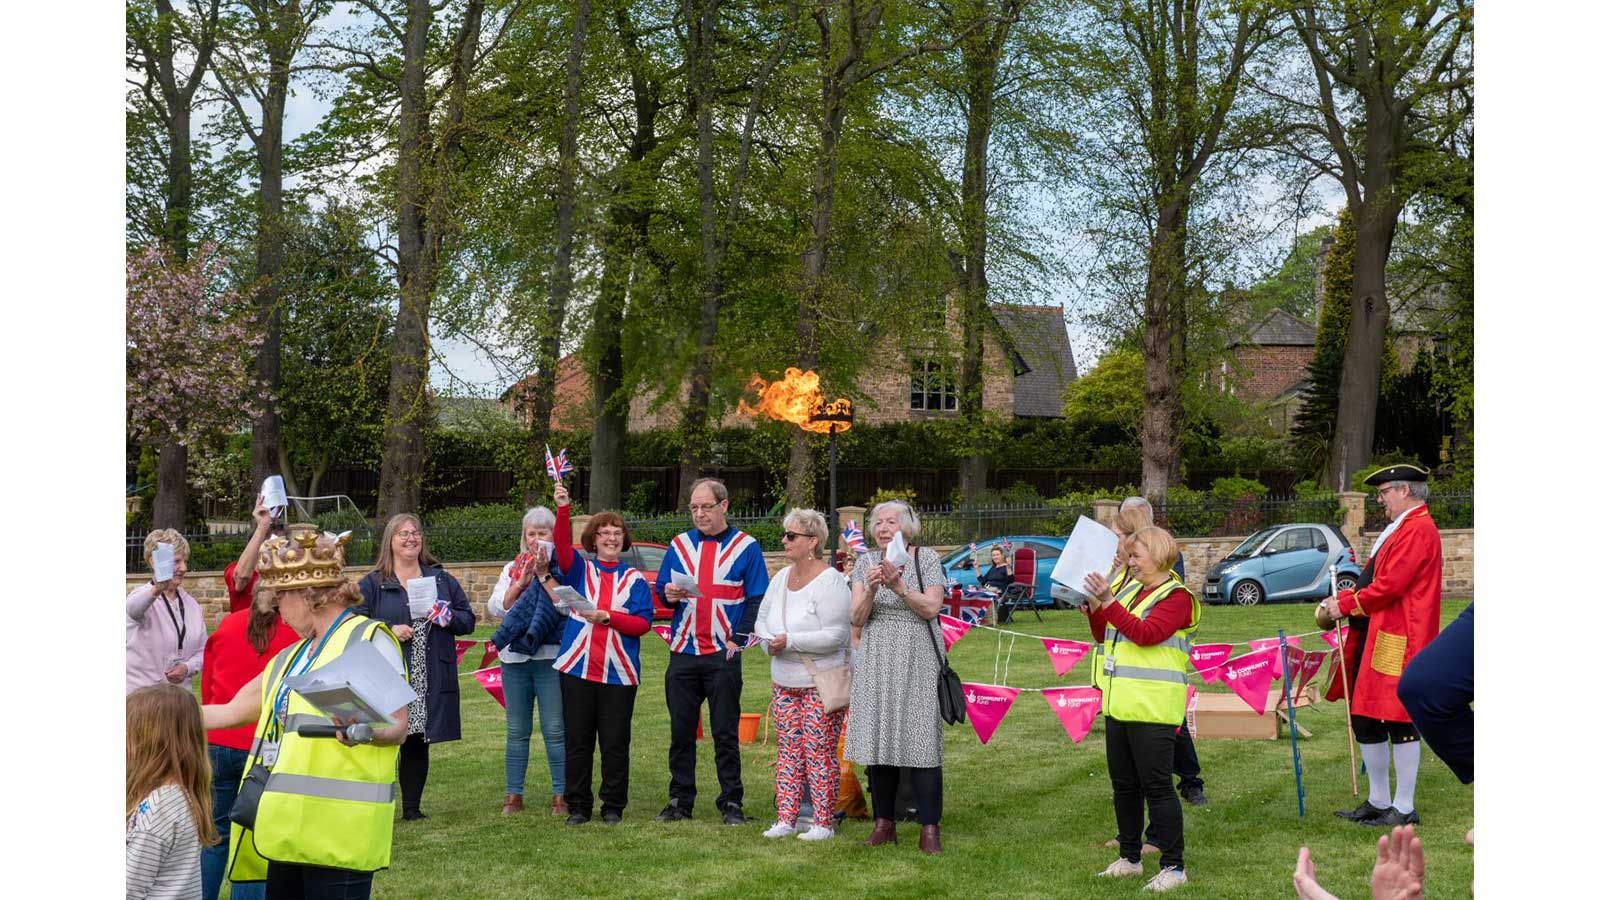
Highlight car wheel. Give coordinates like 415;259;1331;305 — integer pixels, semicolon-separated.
1231;580;1264;607
1335;574;1357;594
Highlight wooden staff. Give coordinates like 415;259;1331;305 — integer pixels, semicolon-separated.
1329;564;1359;797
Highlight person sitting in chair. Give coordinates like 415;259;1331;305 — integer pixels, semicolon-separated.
977;546;1014;593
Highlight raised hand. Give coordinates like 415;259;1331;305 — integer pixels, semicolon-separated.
1370;825;1424;900
553;483;570;508
1293;847;1340;900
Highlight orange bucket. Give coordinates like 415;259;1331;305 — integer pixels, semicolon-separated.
738;713;761;743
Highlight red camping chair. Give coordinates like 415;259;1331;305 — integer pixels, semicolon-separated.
998;547;1039;624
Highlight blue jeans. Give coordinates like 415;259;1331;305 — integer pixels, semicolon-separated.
203;744;265;900
502;658;565;796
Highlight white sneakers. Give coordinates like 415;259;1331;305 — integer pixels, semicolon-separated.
763;821;797;838
1142;867;1188;892
797;825;834;841
1098;858;1143;878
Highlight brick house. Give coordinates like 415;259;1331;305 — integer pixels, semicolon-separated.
1217;308;1318;402
503;302;1077;430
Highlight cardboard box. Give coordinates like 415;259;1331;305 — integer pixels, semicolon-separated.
1191;691;1316;741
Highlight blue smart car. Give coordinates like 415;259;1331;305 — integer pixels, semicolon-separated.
1202;522;1362;606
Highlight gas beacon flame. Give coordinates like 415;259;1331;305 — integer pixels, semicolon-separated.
738;367;852;433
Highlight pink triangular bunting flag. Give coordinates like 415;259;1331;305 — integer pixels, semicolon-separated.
1318;624;1351;649
961;683;1020;745
1219;649;1276;715
1041;686;1101;743
479;642;500;669
1178;684;1197;735
455;639;478;665
1292;648;1329;703
1188;643;1233;684
938;614;972;651
1039;638;1092;677
473;667;505;708
652;624;673;643
1248;636;1301;680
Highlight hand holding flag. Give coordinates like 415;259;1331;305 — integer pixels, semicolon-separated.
545;444;573;483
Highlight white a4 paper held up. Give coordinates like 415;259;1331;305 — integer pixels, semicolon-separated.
283;637;418;726
1050;516;1120;595
404;576;438;620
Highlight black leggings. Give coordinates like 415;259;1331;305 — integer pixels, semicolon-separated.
399;733;429;812
867;764;942;826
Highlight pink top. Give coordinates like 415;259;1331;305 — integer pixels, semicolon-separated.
126;582;207;694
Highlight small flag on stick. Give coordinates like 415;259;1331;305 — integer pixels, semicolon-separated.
545;444;573;482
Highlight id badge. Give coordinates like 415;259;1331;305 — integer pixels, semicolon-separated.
258;741;280;767
1102;655;1115;677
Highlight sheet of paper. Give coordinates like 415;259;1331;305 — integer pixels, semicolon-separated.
535;540;555;561
1049;582;1088;608
1050;516;1120;593
152;542;176;581
261;475;288;517
884;531;911;567
550;585;595;614
670;571;703;597
405;576;438;620
284;638;417;726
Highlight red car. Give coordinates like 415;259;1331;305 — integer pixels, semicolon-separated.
576;541;672;620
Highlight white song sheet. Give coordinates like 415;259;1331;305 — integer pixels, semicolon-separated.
405;576;438;620
284;638;418;726
1049;516;1120;594
669;571;704;597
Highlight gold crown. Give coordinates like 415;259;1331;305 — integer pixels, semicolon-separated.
256;525;354;589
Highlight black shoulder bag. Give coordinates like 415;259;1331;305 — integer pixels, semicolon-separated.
912;547;966;725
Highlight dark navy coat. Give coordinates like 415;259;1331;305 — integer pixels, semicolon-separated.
356;564;476;743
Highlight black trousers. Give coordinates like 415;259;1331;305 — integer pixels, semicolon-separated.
398;733;429;813
1105;716;1184;870
664;651;744;811
1173;725;1203;791
265;863;372;900
1398;602;1473;784
561;673;638;816
866;764;943;826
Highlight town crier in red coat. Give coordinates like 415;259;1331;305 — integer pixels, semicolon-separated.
1318;463;1442;829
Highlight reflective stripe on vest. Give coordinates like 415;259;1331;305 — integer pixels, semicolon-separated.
1099;575;1200;726
232;616;402;876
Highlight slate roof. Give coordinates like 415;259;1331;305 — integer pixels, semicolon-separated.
991;303;1076;418
1229;309;1317;348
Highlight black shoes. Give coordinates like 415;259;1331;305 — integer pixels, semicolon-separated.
721;804;748;826
1362;807;1420;828
601;810;623;825
1180;786;1207;806
1334;800;1388;823
401;808;427;821
566;811;591;825
654;803;692;822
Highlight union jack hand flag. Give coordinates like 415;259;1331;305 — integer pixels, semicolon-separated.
427;598;452;627
545;444;573;482
842;520;868;554
1000;538;1014;556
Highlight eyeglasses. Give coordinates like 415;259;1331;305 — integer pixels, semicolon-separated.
782;531;815;542
1376;485;1406;499
396;529;422;539
689;502;725;513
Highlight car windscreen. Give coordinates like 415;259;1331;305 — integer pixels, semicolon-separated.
635;545;667;571
1230;529;1277;558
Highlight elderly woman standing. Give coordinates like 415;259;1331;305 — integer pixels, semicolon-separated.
127;529;207;694
754;509;851;842
356;514;476;821
485;506;567;817
1083;525;1200;893
844;500;949;854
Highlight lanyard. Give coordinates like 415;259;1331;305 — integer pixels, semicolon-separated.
159;591;188;653
269;608;353;739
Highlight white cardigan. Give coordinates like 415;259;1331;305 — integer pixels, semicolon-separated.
754;564;851;688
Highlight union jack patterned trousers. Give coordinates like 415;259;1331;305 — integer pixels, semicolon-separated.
771;684;846;826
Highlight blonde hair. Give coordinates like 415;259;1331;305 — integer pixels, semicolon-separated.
257;581;363;616
1128;526;1179;573
869;500;920;543
126;684;219;846
373;513;438;582
142;529;191;567
782;508;829;559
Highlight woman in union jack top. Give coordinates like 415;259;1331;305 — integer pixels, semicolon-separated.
536;484;654;825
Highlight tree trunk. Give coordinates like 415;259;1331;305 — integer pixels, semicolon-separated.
1330;213;1395;487
956;18;1001;536
1140;203;1186;503
154;440;188;530
249;19;293;489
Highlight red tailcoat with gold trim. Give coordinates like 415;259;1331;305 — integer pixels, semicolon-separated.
1328;505;1443;722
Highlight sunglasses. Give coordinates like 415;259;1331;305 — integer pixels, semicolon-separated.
781;531;815;542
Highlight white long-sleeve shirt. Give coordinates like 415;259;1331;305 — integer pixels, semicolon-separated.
754;565;851;688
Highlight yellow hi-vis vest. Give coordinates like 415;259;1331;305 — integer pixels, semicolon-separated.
1095;572;1198;726
226;614;402;882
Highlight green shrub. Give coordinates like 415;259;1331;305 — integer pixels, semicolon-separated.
419;504;525;563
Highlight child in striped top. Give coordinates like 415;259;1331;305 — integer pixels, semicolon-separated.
127;684;218;900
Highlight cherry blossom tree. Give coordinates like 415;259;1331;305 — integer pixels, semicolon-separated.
127;243;270;529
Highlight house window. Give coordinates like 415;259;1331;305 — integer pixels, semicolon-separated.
910;358;958;412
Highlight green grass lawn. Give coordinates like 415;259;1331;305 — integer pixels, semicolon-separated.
227;600;1472;899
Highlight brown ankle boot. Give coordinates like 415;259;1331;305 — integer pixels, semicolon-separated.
864;818;897;846
501;793;524;815
918;824;942;854
551;794;568;817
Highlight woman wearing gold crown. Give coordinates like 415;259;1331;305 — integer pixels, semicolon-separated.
201;526;410;900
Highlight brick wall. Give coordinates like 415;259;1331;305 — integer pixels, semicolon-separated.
133;528;1472;631
1225;345;1315;402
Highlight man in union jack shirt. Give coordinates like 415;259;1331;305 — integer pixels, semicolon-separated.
653;478;770;826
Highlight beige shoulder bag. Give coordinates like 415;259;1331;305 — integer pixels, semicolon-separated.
784;568;851;713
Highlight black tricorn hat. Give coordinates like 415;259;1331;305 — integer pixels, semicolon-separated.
1363;463;1430;486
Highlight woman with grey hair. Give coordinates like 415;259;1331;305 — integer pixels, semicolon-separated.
754;508;852;841
485;506;567;816
127;529;207;693
843;500;950;854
